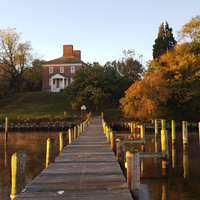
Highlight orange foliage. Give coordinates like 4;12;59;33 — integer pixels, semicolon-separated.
120;70;170;120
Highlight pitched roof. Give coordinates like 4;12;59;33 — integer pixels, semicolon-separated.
43;56;83;65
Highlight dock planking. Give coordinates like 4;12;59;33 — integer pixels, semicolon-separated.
14;116;133;200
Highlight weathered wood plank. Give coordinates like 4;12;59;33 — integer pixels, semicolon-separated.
14;116;133;200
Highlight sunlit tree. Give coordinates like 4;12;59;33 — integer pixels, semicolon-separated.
0;28;33;93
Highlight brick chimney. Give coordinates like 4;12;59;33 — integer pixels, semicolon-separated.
63;45;73;57
73;50;81;59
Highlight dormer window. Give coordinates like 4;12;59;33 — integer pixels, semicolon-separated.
71;66;75;73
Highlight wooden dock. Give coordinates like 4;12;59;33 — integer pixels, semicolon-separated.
14;116;133;200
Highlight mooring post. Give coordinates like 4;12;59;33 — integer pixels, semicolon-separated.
161;119;166;130
131;122;134;134
182;121;188;145
77;125;80;136
10;152;27;199
74;126;77;139
155;119;158;135
140;124;145;143
59;132;67;152
5;117;9;142
107;127;111;143
161;129;169;158
110;131;116;151
68;128;73;144
116;138;125;167
127;151;140;200
171;120;176;144
199;122;200;146
46;138;55;168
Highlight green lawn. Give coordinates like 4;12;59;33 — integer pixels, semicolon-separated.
0;92;82;122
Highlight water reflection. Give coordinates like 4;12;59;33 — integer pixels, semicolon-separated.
0;131;59;200
120;129;200;200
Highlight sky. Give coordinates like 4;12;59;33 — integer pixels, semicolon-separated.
0;0;199;65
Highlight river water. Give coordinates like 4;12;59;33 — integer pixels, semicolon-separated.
0;130;200;200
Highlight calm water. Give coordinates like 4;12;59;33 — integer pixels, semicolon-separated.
0;130;200;199
0;131;60;200
123;130;200;200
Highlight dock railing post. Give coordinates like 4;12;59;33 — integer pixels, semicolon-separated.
126;151;140;200
110;131;116;151
46;138;55;167
68;128;73;144
116;138;125;168
10;152;27;199
59;132;67;152
74;126;77;139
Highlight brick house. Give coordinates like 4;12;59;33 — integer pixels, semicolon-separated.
42;45;83;92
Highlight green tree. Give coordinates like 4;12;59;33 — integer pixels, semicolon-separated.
66;62;127;110
153;22;176;59
0;28;33;93
24;59;45;91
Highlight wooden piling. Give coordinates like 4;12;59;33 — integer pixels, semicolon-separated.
182;121;188;145
74;126;77;139
116;138;125;167
5;117;9;134
171;120;176;143
10;152;27;198
77;125;80;136
68;128;73;144
161;119;166;130
155;119;158;135
45;138;55;168
140;124;145;143
59;132;67;152
161;129;169;158
199;122;200;146
126;151;140;200
110;131;116;151
131;123;134;134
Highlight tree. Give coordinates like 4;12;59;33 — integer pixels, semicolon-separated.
24;59;45;91
178;15;200;54
0;28;33;93
120;70;170;120
66;62;127;110
153;22;176;59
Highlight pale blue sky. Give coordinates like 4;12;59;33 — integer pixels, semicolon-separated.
0;0;199;65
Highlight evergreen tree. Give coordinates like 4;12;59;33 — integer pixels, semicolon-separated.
153;22;176;59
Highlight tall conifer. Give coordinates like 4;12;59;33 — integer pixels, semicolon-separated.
153;22;176;59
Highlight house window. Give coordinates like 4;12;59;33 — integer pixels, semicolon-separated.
71;66;75;73
60;67;64;73
71;78;73;84
49;67;53;74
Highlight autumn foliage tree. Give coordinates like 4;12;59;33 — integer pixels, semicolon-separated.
120;70;170;120
121;15;200;121
0;28;33;94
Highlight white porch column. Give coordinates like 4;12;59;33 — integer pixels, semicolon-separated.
50;77;53;92
62;77;65;89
